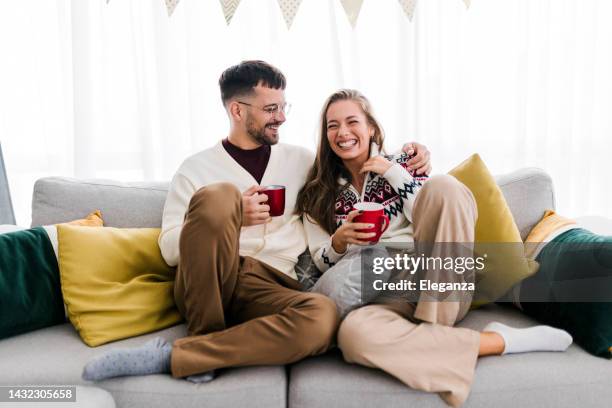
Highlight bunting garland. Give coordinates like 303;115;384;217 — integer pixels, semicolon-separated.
340;0;365;28
219;0;242;25
397;0;417;21
277;0;303;29
164;0;180;16
106;0;470;27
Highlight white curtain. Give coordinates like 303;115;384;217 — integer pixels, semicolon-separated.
1;0;611;226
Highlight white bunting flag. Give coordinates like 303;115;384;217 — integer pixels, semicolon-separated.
397;0;417;21
340;0;364;28
164;0;180;16
277;0;303;29
219;0;242;25
463;0;471;8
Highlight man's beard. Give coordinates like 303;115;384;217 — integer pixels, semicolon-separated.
246;116;280;146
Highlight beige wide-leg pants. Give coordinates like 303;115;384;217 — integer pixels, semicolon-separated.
338;175;481;407
170;183;339;378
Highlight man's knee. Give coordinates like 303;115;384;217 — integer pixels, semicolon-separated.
297;294;339;354
185;182;242;232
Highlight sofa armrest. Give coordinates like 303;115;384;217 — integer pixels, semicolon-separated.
495;167;555;241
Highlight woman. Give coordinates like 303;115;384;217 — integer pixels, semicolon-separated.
296;89;573;407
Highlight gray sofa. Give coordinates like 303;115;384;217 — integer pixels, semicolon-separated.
1;168;611;408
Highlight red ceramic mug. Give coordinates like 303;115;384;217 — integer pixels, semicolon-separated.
353;202;390;244
261;185;286;217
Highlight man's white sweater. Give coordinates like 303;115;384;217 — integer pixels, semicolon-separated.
159;141;314;279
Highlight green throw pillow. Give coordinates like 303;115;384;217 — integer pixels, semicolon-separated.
520;228;612;358
0;227;65;339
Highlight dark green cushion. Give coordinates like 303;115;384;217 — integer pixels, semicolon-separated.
521;228;612;358
0;227;65;339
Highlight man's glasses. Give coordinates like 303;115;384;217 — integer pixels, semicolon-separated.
237;101;292;116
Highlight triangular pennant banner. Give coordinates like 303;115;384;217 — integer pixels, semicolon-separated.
164;0;180;16
340;0;364;28
397;0;417;21
463;0;471;8
219;0;242;25
277;0;303;29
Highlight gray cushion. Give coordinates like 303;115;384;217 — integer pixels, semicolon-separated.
0;323;286;408
289;304;612;408
31;178;169;228
31;168;554;237
495;167;555;241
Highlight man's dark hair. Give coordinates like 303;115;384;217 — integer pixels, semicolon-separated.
219;60;286;106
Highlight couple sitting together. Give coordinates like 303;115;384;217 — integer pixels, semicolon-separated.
82;60;573;407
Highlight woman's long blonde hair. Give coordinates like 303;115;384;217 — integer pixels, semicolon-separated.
295;89;385;234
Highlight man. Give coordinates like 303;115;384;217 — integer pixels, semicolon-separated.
81;60;432;382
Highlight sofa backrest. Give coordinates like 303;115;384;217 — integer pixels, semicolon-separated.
31;167;555;241
31;178;168;228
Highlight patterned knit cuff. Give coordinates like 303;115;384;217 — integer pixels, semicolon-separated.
383;163;414;192
321;239;346;268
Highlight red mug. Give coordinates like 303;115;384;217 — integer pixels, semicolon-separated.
261;185;286;217
353;202;390;244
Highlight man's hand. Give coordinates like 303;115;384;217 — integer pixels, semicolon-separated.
242;185;271;226
401;142;432;176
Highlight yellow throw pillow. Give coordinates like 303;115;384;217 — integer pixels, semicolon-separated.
448;154;539;306
524;210;577;258
63;210;104;226
57;225;182;346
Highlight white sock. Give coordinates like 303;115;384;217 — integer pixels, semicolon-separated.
484;322;573;355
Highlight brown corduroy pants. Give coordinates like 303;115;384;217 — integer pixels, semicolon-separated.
338;175;481;407
170;182;339;378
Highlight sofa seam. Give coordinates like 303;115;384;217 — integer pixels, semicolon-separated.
496;174;551;188
102;385;284;397
38;179;168;193
293;379;612;395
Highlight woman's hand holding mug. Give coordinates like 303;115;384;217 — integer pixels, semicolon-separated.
331;210;377;254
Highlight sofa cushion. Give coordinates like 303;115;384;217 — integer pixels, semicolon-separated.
31;167;555;237
57;225;182;346
0;227;65;340
520;227;612;358
288;304;612;408
0;323;286;408
449;154;538;304
31;178;168;228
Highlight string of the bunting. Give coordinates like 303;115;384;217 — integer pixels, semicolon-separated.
106;0;470;27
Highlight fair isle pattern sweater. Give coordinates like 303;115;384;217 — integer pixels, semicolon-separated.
304;153;429;272
159;141;314;279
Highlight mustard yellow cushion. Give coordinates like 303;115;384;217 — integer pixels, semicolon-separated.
57;225;182;346
449;154;539;305
63;210;104;226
